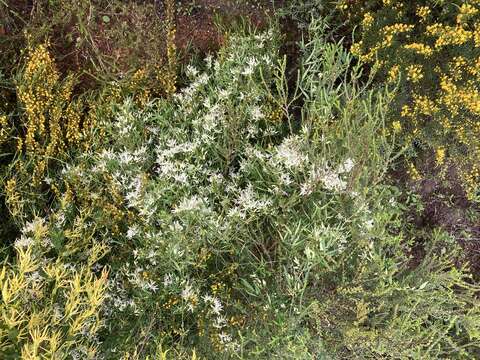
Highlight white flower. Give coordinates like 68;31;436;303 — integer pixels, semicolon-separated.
205;54;213;68
213;315;227;329
163;274;173;287
118;151;134;165
236;185;272;211
125;176;143;209
203;294;214;303
218;89;230;100
22;217;46;235
364;219;374;230
126;226;139;240
242;57;259;76
186;64;199;78
251;106;264;120
274;136;306;169
145;281;159;292
227;206;246;219
174;172;189;184
218;332;232;344
181;284;194;300
212;298;223;315
300;182;314;197
279;173;292;186
338;158;355;173
321;171;347;192
173;195;208;213
203;97;211;109
15;235;33;248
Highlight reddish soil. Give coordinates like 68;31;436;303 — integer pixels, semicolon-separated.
1;0;276;82
396;155;480;277
173;0;275;56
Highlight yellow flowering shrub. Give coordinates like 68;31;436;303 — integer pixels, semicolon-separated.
345;0;480;200
1;42;96;224
16;43;84;157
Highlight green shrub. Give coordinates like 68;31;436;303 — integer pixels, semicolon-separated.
1;13;480;359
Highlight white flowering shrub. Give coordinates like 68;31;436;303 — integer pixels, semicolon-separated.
1;18;480;360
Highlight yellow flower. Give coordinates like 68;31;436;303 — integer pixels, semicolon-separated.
407;64;423;83
416;6;431;22
413;95;438;116
427;24;472;48
0;114;9;145
337;1;348;10
387;65;400;83
457;3;478;24
392;121;402;133
383;23;415;36
350;42;363;57
404;43;433;57
401;105;412;118
435;147;446;166
362;13;374;28
407;162;421;181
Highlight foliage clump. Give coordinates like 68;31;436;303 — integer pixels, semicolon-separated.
0;218;108;359
0;2;480;359
346;0;480;200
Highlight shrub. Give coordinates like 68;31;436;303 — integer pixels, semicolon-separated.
0;218;108;359
35;18;479;358
345;0;480;200
1;42;93;229
2;11;480;359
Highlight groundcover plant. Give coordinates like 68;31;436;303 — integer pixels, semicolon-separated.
0;1;480;359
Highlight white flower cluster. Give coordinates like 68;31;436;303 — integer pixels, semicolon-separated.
273;135;307;169
299;158;356;195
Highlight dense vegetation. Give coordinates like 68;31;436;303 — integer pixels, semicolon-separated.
1;1;479;359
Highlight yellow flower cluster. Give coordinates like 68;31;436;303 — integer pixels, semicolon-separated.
404;43;433;57
128;68;151;106
11;43;95;191
65;100;82;146
0;114;9;145
413;95;438;116
427;24;472;48
416;6;431;22
382;23;414;48
435;147;446;166
463;163;480;200
348;1;480;196
392;120;402;133
407;64;424;83
457;3;479;23
387;65;400;83
5;177;22;218
362;13;374;28
352;23;414;63
17;43;59;154
407;162;421;181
